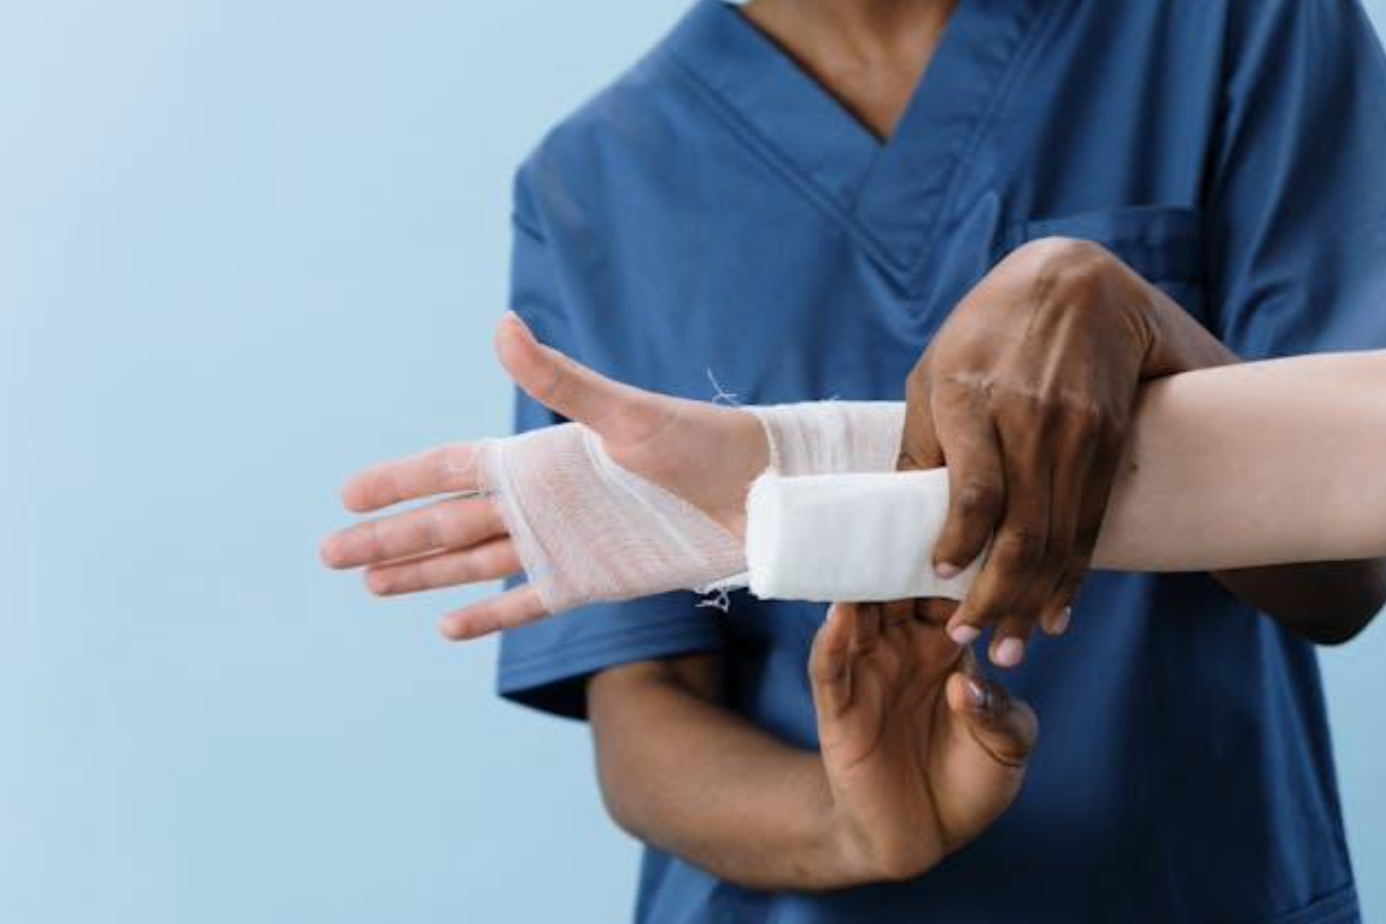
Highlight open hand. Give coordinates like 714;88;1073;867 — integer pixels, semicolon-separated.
320;314;767;640
811;600;1037;880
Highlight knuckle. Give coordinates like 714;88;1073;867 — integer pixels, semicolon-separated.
1065;395;1109;436
954;480;1002;520
996;528;1045;570
967;597;1007;626
1022;237;1111;302
904;365;932;403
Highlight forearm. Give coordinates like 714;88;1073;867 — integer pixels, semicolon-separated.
1095;351;1386;638
588;656;854;890
1097;351;1386;572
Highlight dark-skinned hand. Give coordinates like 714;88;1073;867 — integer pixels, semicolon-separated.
898;237;1233;667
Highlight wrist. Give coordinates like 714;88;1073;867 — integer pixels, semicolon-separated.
1134;277;1237;379
782;763;887;890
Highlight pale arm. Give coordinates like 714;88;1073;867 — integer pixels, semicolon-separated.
322;319;1386;640
1098;351;1386;570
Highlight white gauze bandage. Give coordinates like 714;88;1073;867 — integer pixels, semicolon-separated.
744;402;982;602
480;402;980;613
477;423;745;613
744;468;981;602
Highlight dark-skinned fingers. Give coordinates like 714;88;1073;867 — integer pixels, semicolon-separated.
905;600;968;679
947;392;1072;652
1039;573;1081;636
988;614;1034;669
810;603;858;715
912;597;959;628
930;383;1007;579
364;537;521;596
944;671;1039;768
852;601;883;651
881;599;916;637
1030;404;1102;635
946;429;1053;648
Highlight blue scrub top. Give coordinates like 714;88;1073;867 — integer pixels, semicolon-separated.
497;1;1386;921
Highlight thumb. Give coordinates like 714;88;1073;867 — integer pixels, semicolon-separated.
944;671;1038;768
809;603;857;718
495;312;640;434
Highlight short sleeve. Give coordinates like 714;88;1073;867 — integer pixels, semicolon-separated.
495;172;727;720
1205;0;1386;357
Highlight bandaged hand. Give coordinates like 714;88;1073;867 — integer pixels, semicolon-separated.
322;315;962;640
322;313;767;637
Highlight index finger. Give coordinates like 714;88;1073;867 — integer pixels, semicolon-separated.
341;442;483;513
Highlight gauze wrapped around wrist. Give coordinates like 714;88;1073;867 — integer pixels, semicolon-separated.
749;401;906;475
482;401;981;614
744;467;982;602
477;423;745;613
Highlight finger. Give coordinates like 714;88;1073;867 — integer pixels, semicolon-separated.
439;585;548;641
496;313;664;441
340;443;482;514
944;671;1039;767
912;597;959;628
1040;420;1122;633
852;601;883;652
1038;597;1075;637
929;383;1006;580
810;603;858;715
881;599;915;637
947;410;1054;650
988;614;1032;669
904;601;967;679
1033;408;1102;635
364;537;522;596
321;495;507;569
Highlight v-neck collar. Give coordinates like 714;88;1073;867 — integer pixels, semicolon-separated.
662;0;1053;288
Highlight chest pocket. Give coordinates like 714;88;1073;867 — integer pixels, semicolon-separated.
1009;205;1208;323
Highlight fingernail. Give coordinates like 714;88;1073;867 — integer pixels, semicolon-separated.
949;624;981;646
993;637;1025;668
965;678;990;711
935;562;961;579
1052;606;1072;635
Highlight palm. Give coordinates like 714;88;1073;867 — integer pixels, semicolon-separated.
811;602;1033;879
595;393;768;538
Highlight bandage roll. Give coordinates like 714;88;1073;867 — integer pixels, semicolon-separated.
744;468;982;602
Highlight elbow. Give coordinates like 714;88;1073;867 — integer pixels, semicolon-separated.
594;762;652;843
1300;617;1372;647
1299;562;1386;646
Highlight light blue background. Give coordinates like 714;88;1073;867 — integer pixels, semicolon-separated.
2;2;1383;921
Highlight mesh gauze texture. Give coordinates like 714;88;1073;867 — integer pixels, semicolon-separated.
750;402;905;475
478;402;974;613
478;423;746;613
